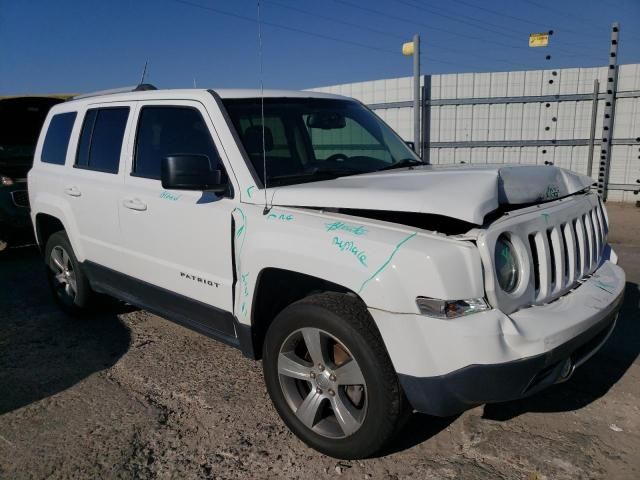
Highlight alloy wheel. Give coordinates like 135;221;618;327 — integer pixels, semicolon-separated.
277;327;368;439
49;245;77;305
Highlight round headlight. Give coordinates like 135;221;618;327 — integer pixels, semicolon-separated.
495;235;519;293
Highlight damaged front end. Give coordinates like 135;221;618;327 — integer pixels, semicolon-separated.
270;164;595;228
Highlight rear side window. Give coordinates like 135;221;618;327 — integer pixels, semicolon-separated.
133;106;221;179
41;112;77;165
76;107;129;173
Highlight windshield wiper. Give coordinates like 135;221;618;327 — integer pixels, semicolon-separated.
378;158;426;171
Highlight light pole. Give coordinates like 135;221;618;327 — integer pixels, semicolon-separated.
403;34;420;155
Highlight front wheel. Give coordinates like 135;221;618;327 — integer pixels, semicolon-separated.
263;292;408;459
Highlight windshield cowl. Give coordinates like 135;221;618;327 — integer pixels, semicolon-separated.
378;159;426;171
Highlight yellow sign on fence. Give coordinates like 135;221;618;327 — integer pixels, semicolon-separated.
529;32;550;47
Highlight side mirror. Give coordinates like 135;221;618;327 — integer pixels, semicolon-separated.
405;141;415;151
161;155;226;193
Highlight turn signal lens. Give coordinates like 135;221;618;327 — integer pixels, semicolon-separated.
416;296;489;319
1;175;13;186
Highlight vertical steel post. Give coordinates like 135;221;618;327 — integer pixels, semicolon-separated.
421;74;432;162
413;34;421;153
598;23;620;201
587;79;600;177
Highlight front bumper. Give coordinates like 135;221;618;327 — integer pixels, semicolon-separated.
369;260;625;417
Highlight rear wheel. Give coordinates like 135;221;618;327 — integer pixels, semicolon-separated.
263;292;408;459
45;231;93;315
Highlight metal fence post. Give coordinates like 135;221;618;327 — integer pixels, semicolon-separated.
421;74;431;162
413;34;421;153
598;23;620;201
587;79;599;177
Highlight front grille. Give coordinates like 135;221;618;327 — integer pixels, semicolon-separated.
528;201;607;304
11;190;30;208
478;193;608;315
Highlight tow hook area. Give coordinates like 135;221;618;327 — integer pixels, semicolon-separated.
555;314;619;385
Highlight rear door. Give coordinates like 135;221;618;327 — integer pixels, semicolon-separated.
63;103;132;268
117;100;236;333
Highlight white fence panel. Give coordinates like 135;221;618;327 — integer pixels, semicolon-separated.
310;63;640;203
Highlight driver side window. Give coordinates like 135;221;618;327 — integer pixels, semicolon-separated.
305;116;393;164
133;106;222;180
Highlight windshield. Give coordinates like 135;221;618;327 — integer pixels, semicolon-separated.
0;97;65;163
222;97;422;187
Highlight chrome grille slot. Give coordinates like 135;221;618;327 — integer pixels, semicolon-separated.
530;231;552;301
546;229;556;289
583;213;595;271
548;226;564;295
562;222;577;285
573;217;586;279
595;200;607;240
529;234;540;293
591;208;602;260
591;212;598;264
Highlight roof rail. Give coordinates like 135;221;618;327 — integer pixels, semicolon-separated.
72;83;157;100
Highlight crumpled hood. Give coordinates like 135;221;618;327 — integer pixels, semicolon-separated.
269;164;593;225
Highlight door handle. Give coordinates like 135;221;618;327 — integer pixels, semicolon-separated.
123;198;147;211
64;186;82;197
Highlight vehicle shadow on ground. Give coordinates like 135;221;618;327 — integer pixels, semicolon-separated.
483;281;640;421
0;245;133;415
379;413;458;457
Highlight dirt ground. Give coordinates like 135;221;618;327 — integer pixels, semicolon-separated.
0;203;639;480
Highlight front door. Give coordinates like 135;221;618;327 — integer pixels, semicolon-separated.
118;101;236;336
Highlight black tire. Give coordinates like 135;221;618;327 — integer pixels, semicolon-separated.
263;292;409;459
44;231;93;315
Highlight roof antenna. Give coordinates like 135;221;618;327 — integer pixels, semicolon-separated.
257;0;270;215
139;60;149;85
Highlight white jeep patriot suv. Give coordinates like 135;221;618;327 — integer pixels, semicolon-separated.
28;85;625;459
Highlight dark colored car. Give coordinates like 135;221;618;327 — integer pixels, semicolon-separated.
0;96;69;249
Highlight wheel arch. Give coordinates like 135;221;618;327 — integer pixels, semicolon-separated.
31;192;85;261
243;267;363;360
35;213;66;251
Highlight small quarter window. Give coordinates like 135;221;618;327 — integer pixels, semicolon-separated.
41;112;77;165
76;107;129;173
133;106;221;179
76;110;97;168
